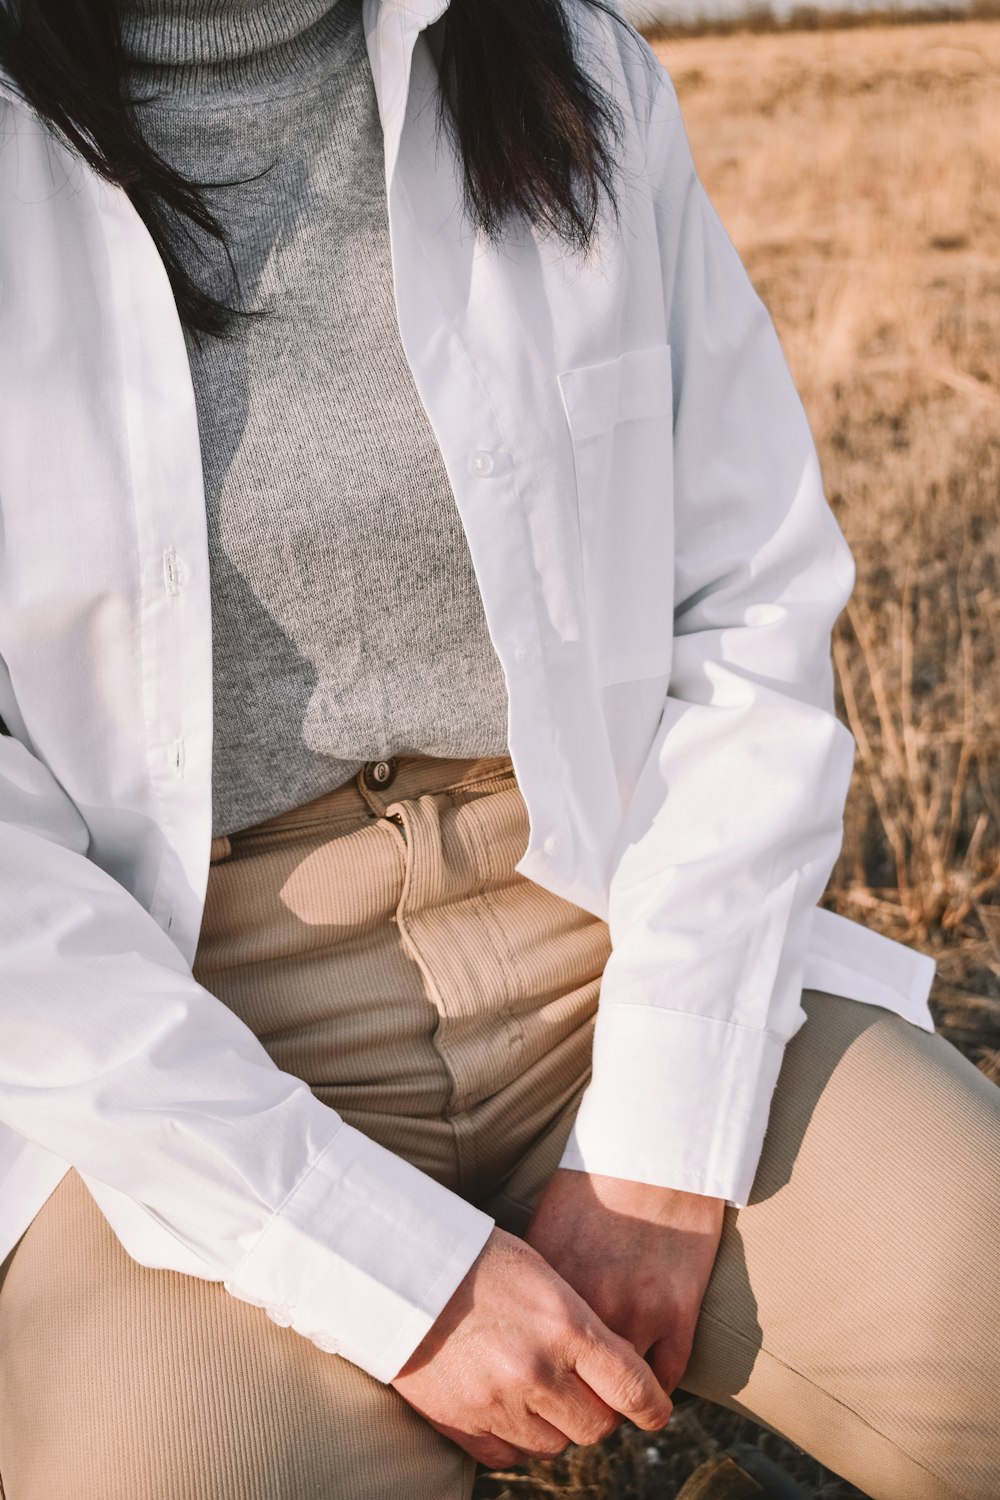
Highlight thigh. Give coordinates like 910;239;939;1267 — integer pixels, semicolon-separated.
682;990;1000;1500
0;1170;474;1500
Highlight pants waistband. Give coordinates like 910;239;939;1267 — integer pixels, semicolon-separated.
210;754;516;864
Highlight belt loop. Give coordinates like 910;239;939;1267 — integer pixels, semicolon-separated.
209;834;233;865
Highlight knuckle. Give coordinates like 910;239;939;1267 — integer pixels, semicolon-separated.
543;1324;571;1365
620;1375;668;1428
571;1313;606;1363
552;1301;586;1347
611;1368;648;1413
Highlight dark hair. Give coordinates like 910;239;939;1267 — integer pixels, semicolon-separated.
0;0;647;344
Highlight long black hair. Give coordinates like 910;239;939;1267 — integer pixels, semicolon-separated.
0;0;647;343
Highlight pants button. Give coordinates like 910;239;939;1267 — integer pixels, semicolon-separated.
363;758;397;791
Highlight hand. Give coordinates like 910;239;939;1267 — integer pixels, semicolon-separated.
391;1226;672;1469
525;1169;726;1395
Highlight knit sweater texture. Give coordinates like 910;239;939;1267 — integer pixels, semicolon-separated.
121;0;510;838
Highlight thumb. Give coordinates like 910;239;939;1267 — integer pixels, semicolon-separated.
574;1322;673;1432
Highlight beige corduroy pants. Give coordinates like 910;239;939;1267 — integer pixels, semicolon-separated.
1;754;997;1500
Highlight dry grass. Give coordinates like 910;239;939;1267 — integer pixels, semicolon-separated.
661;19;1000;1074
651;18;1000;1077
641;0;1000;41
472;18;1000;1500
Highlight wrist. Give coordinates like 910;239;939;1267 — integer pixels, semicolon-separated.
550;1168;725;1228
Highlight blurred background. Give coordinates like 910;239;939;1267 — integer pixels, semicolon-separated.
475;3;999;1496
626;0;995;28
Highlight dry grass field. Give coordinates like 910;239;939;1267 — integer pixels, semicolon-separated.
666;20;1000;1070
473;17;1000;1500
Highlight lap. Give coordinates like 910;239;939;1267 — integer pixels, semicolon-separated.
472;987;1000;1499
681;990;1000;1500
1;990;996;1500
0;1169;474;1500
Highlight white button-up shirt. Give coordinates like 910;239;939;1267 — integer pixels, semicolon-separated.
0;0;935;1383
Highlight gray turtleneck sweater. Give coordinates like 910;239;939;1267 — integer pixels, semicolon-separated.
121;0;510;838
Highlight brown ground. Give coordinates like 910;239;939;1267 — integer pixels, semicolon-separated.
473;18;1000;1498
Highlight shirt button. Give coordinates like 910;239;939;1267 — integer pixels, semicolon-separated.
162;547;180;596
314;1334;341;1355
267;1302;294;1327
469;450;495;477
542;833;562;857
363;759;397;791
513;642;535;666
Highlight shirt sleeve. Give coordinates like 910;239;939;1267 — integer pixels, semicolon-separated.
557;62;859;1208
0;723;493;1382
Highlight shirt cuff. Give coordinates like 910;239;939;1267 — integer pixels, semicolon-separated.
556;1002;786;1208
223;1120;495;1382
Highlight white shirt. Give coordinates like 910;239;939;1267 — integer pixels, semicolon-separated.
0;0;935;1383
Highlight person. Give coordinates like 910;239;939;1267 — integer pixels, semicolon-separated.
0;0;996;1497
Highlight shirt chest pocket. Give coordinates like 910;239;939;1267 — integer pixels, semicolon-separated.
556;344;676;687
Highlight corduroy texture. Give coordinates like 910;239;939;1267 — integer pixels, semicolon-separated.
193;753;607;1209
683;989;1000;1500
0;754;997;1499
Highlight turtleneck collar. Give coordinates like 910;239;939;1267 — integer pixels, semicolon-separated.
121;0;360;99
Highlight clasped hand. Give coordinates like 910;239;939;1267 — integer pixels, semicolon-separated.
391;1168;725;1469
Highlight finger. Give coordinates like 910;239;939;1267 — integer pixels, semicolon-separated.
424;1419;523;1471
509;1412;573;1460
538;1369;624;1449
465;1436;526;1469
575;1325;673;1431
649;1332;695;1396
